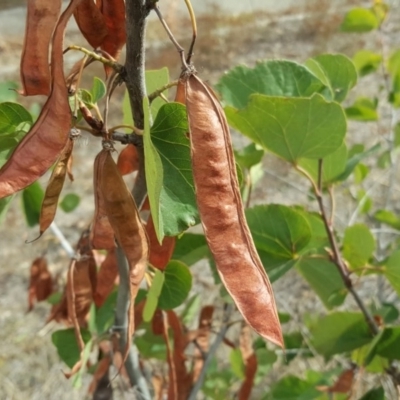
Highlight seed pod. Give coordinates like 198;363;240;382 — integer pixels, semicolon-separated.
38;139;74;237
182;74;283;347
96;148;148;355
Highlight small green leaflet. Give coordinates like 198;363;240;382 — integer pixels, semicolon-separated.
22;181;44;227
143;269;165;322
0;102;32;134
217;60;330;109
305;54;357;103
158;260;192;310
383;250;400;297
340;8;379;33
60;193;80;213
143;96;164;242
226;93;346;163
343;224;375;269
352;50;382;77
90;77;106;104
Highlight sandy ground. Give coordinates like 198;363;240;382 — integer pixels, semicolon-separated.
1;1;400;399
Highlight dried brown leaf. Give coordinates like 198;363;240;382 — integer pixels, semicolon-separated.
20;0;62;95
317;368;355;394
0;0;81;198
183;74;283;347
27;256;53;311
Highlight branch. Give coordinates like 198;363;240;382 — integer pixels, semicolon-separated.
188;304;233;400
114;246;151;399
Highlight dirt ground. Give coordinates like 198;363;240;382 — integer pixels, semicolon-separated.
1;1;400;399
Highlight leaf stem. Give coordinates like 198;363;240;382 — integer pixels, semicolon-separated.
148;80;178;103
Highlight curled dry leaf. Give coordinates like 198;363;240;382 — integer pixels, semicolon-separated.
192;306;214;382
88;356;112;397
117;144;139;175
20;0;62;96
28;256;53;311
238;325;258;400
93;248;118;307
91;150;115;250
0;0;81;198
182;73;283;347
39;139;74;237
147;214;176;271
317;368;355;394
73;0;108;49
96;148;148;357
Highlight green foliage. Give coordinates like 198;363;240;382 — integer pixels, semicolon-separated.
22;181;44;227
340;8;379;32
226;94;346;163
158;260;192;309
143;269;165;321
59;193;80;213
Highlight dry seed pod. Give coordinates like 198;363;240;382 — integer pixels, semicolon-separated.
96;148;148;355
182;74;283;347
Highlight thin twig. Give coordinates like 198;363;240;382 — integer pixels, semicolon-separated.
148;80;178;103
183;0;197;63
188;304;233;400
50;222;76;258
114;246;151;399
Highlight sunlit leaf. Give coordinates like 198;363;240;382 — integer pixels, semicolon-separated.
226;94;346;163
305;54;357;102
345;97;378;121
352;50;382;77
217;60;330;109
383;250;400;297
172;233;209;266
340;8;379;32
0;102;32;134
143;269;165;322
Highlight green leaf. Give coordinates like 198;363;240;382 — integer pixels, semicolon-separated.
143;97;164;241
123;67;170;126
372;302;399;324
305;54;357;102
266;375;322;400
283;331;310;363
0;82;18;102
51;328;91;368
296;257;347;309
46;292;62;305
256;251;297;282
143;269;165;322
234;143;264;170
151;103;198;237
96;291;117;334
298;143;347;185
72;339;92;388
345;97;378;121
90;77;106;104
146;67;170;119
22;181;44;227
226;94;346;163
217;60;330;109
0;102;32;133
59;193;80;213
370;327;400;361
359;387;384;400
246;204;311;258
383;250;400;297
135;323;167;360
343;224;375;269
158;260;192;309
374;209;400;230
310;312;372;358
352;50;382;77
352;344;389;373
340;8;379;32
229;348;245;379
172;233;209;266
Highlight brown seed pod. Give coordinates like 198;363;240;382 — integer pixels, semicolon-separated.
182;73;283;347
